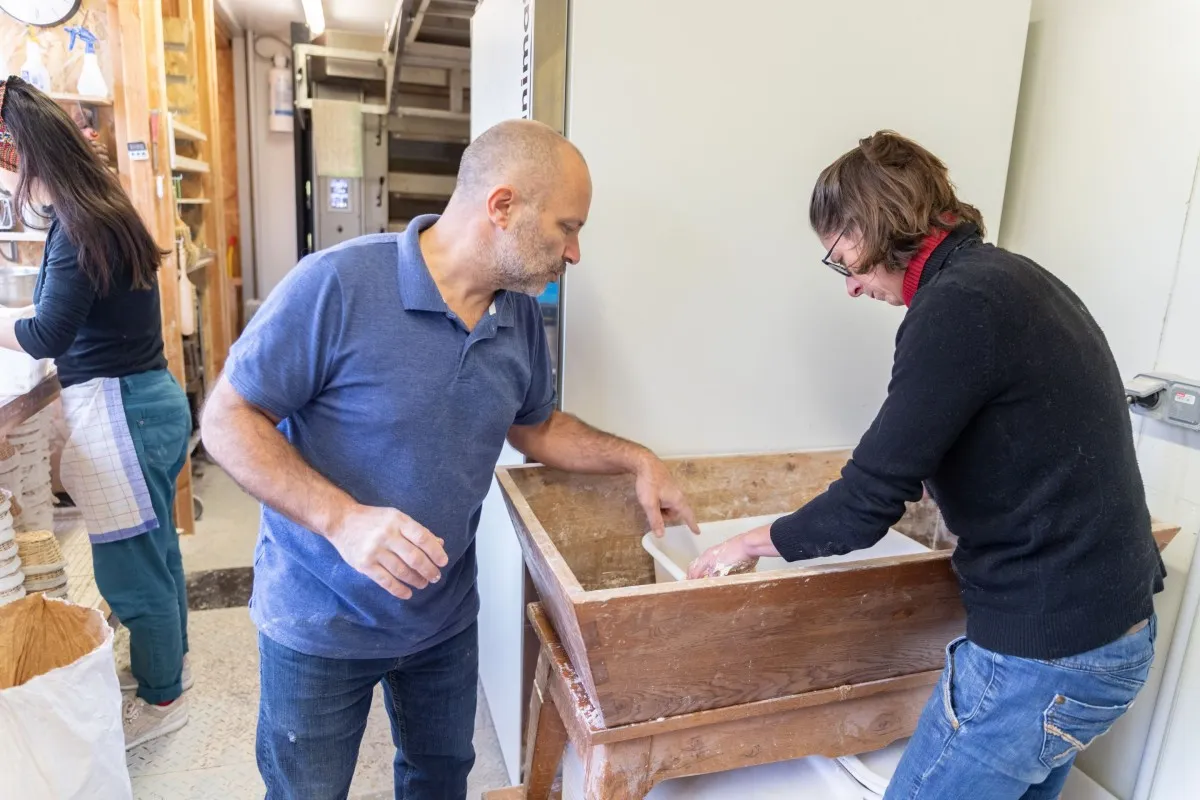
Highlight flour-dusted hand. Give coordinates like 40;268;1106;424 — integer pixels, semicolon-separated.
686;523;781;579
328;505;449;599
687;533;757;579
636;456;700;538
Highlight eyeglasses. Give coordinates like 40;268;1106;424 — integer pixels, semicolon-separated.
821;228;851;277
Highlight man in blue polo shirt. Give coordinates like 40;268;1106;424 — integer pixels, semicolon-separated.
201;120;697;799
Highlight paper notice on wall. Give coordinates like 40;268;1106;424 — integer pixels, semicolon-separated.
311;99;364;178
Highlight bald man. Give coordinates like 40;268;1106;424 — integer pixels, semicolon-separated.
201;120;697;799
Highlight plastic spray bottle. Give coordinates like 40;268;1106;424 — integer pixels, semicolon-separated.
66;27;108;98
19;37;52;93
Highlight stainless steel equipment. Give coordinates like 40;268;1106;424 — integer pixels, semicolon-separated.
0;266;39;306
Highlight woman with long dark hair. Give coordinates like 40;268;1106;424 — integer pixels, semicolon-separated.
0;76;193;750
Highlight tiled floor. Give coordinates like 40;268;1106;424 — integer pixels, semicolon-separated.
120;607;510;799
181;464;260;573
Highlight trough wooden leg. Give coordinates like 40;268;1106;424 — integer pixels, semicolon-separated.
522;652;568;800
582;739;656;800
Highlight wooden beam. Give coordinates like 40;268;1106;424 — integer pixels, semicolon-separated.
520;601;932;798
0;376;61;440
483;787;562;800
1152;518;1181;551
127;0;196;534
193;0;233;379
521;652;569;797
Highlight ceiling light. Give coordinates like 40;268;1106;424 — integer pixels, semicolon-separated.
300;0;326;37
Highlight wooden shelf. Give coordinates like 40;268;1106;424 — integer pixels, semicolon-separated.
176;197;212;206
48;92;114;107
0;230;48;242
171;119;208;142
171;156;210;174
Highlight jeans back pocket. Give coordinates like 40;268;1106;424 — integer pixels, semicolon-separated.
1040;693;1133;769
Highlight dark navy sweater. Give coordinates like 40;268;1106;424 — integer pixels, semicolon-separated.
771;224;1164;660
14;217;166;388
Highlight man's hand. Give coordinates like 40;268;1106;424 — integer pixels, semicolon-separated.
686;524;779;579
507;412;701;537
328;505;449;600
636;456;700;538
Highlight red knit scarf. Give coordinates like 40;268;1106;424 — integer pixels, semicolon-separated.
901;228;951;307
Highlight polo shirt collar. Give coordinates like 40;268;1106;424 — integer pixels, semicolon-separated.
398;215;449;313
399;214;517;328
492;293;516;328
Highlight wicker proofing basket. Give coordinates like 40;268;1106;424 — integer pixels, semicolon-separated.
23;569;67;593
14;531;65;573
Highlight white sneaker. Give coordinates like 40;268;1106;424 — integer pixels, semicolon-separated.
118;655;194;693
123;695;189;750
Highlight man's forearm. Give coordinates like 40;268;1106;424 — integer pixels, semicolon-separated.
509;411;651;475
201;379;356;538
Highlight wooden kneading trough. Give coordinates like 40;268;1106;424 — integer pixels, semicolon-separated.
496;450;1181;732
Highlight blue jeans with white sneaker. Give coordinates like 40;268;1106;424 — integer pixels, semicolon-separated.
885;616;1156;800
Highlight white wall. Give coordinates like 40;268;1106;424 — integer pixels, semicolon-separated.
560;0;1031;457
995;1;1200;797
248;31;299;298
470;0;534;784
1139;89;1200;800
998;0;1200;390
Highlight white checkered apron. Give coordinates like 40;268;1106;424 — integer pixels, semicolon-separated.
58;378;159;543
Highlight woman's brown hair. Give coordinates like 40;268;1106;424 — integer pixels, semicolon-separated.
809;131;985;274
2;76;167;295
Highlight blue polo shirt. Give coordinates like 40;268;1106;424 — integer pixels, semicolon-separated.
225;215;556;659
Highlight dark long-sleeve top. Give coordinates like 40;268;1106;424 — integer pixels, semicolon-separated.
770;224;1164;661
14;217;166;388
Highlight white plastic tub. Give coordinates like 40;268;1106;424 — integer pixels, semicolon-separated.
563;739;910;799
642;513;931;582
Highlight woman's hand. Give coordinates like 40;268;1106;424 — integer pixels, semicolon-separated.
0;304;35;319
0;307;34;352
687;523;780;579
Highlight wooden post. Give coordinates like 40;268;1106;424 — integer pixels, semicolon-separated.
523;652;569;800
124;0;196;533
190;0;231;380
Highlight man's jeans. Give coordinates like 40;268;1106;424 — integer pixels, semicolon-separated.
886;616;1156;799
256;622;479;800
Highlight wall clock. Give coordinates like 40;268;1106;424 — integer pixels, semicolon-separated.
0;0;82;27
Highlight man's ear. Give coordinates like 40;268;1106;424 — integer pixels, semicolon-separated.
486;185;517;228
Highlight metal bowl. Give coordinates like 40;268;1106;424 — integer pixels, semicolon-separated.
0;266;40;307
